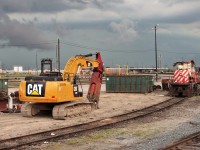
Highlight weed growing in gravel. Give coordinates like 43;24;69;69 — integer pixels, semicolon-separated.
122;122;164;138
63;128;129;145
62;121;165;146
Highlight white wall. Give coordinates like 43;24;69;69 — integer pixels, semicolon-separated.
13;66;23;72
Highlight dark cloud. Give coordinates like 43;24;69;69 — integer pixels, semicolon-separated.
52;19;68;38
165;11;200;24
0;0;124;13
144;8;200;25
159;0;199;6
0;0;124;51
0;0;86;13
0;12;53;50
92;0;124;9
110;19;138;40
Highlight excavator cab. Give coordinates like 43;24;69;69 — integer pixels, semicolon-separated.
40;58;62;77
25;58;63;81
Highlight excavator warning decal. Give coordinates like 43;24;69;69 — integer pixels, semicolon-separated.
26;82;45;97
73;85;81;97
86;61;92;67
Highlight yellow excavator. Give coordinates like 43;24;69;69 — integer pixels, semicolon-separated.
19;52;103;119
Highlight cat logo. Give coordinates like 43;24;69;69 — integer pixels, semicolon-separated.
26;82;45;97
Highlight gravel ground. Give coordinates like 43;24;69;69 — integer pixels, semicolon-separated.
36;96;200;150
0;85;170;140
130;120;200;150
4;83;200;150
127;96;200;150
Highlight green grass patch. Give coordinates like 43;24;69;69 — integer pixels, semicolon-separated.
63;122;163;146
64;128;128;146
0;73;36;78
132;128;161;138
126;122;164;138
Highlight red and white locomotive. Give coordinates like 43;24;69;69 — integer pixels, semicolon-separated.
169;60;200;97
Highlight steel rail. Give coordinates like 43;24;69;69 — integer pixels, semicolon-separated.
162;131;200;150
0;97;185;150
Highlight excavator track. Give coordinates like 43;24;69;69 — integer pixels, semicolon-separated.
21;102;94;120
52;102;95;120
21;103;40;117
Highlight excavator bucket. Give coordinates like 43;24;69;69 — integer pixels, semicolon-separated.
87;52;103;109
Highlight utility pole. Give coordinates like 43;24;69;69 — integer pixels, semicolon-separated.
56;45;58;71
36;51;38;75
159;54;161;68
58;39;60;73
153;24;159;81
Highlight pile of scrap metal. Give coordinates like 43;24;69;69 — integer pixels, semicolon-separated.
153;85;162;90
0;90;22;113
10;91;22;113
0;90;9;112
161;79;170;91
0;79;9;112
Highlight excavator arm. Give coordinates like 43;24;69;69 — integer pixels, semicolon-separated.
61;52;104;109
87;52;104;109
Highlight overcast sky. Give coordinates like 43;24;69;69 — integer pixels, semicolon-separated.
0;0;200;69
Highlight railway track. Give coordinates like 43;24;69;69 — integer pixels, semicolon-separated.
0;97;186;150
162;131;200;150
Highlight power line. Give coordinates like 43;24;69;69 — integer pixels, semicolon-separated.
0;40;57;47
60;41;154;53
60;41;200;54
0;39;199;55
159;50;200;54
60;41;97;51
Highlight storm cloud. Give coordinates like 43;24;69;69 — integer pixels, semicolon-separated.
0;12;53;50
0;0;124;13
1;0;200;68
0;0;86;13
110;19;138;41
0;0;124;51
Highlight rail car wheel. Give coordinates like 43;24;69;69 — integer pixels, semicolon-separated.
194;84;200;96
